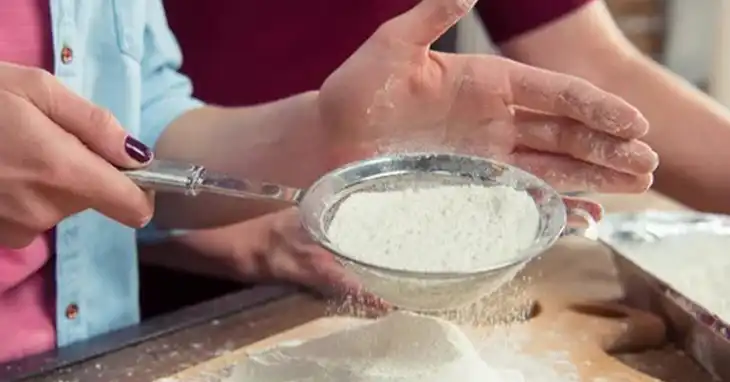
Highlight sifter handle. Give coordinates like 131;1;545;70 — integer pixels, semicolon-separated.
123;159;305;204
124;159;205;196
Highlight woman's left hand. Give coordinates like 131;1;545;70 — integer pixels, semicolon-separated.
171;208;389;309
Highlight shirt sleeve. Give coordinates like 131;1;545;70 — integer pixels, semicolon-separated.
137;0;204;148
476;0;594;45
137;0;201;243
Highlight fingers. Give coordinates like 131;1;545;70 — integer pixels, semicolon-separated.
288;249;362;295
510;150;653;193
514;111;659;175
561;196;604;222
0;222;39;249
12;66;152;169
0;65;152;231
29;109;155;228
328;290;393;318
505;60;649;140
67;151;154;228
18;98;156;228
377;0;478;46
307;257;391;311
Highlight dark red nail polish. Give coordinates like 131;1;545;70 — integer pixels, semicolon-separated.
125;136;152;163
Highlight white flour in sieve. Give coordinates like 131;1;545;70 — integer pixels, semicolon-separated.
615;232;730;323
327;184;540;273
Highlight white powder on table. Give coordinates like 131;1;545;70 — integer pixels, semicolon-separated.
224;311;568;382
616;233;730;323
327;184;540;273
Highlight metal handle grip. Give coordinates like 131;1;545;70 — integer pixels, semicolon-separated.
124;159;305;204
124;159;205;196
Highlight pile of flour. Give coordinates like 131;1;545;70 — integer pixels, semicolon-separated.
226;312;563;382
327;184;540;272
616;232;730;323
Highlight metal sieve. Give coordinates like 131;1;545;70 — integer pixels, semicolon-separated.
126;153;596;311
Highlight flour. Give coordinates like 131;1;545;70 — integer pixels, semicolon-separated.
423;274;537;326
226;312;529;382
473;327;579;382
616;233;730;323
327;184;540;273
224;311;582;382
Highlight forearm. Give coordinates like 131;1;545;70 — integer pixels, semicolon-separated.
500;1;730;213
140;221;268;282
151;91;330;228
587;55;730;213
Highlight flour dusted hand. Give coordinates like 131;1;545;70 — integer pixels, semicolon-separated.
319;0;659;194
327;185;540;273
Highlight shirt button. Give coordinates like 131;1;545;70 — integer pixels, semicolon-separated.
60;46;73;64
65;303;79;319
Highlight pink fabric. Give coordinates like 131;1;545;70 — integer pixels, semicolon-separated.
0;0;56;363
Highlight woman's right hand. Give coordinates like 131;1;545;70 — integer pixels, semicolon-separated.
320;0;658;194
0;62;153;248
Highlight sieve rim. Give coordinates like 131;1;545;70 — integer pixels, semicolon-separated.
299;152;567;279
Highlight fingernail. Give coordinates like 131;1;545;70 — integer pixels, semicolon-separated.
125;136;153;163
641;148;660;172
650;149;660;167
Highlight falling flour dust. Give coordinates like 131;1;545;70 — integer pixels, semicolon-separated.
327;184;541;273
225;311;576;382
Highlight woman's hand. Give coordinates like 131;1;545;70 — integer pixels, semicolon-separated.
237;208;362;296
0;63;153;247
167;208;389;310
319;0;658;194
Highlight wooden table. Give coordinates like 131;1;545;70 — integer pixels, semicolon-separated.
27;192;716;382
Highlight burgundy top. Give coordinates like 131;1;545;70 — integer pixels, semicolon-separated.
164;0;591;107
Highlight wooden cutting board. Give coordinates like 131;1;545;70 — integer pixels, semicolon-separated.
163;193;683;381
164;286;666;381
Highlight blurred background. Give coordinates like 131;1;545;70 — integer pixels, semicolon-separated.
453;0;730;107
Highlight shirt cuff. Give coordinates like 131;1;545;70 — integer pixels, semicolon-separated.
138;95;204;148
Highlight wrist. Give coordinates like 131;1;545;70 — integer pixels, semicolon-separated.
167;223;268;281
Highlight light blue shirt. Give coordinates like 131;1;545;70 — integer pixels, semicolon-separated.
50;0;202;347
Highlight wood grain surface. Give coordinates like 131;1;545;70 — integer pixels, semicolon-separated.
166;299;666;381
165;193;712;381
